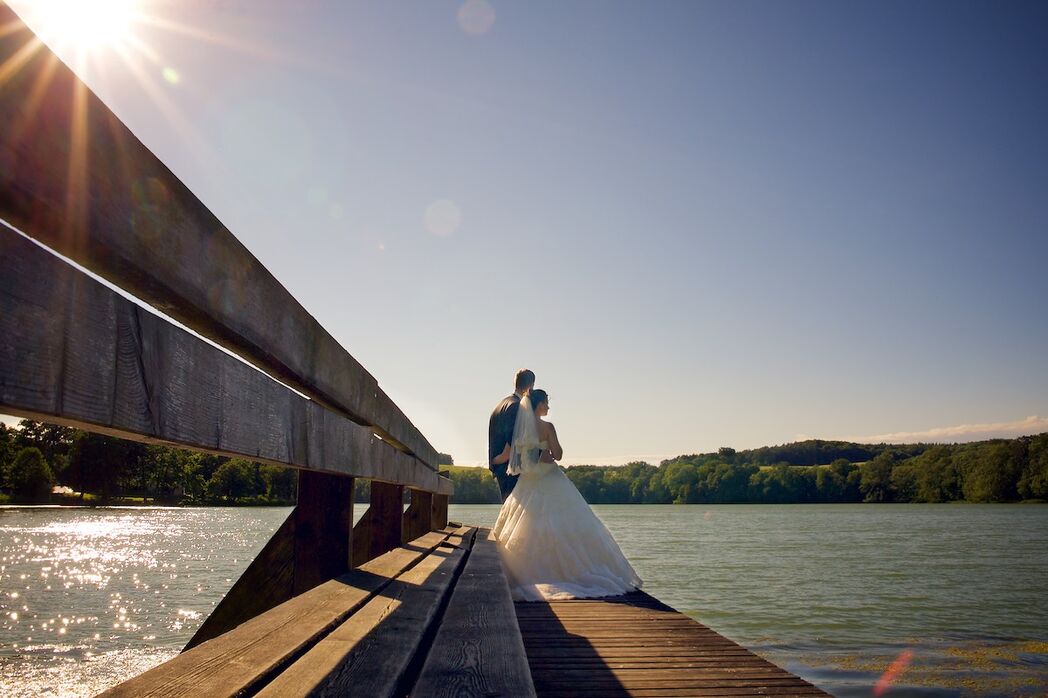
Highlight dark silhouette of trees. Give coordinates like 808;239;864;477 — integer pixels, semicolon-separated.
7;447;54;502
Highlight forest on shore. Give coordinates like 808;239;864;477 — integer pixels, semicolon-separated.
1;418;1045;505
443;435;1048;504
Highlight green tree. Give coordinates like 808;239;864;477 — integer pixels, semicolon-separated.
445;466;500;504
890;461;918;502
910;446;961;502
0;423;14;489
815;465;851;502
661;461;701;503
206;459;261;501
262;465;298;503
566;466;609;503
354;478;372;503
860;453;895;502
15;420;74;467
706;462;756;503
1018;434;1048;500
144;445;185;501
8;447;54;502
749;464;806;503
179;453;211;503
959;441;1023;502
67;432;131;500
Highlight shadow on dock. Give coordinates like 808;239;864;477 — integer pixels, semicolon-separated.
516;596;635;696
515;592;828;697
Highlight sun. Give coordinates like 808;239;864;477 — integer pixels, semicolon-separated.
25;0;139;52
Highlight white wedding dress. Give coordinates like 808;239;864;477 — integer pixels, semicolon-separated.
492;415;642;601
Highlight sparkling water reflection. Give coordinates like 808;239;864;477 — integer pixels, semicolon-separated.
0;504;1045;697
0;507;291;697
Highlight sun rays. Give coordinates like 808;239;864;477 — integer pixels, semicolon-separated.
0;0;297;244
29;0;138;51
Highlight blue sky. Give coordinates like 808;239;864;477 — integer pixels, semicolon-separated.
6;0;1048;465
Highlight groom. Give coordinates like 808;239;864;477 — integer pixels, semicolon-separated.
488;368;535;501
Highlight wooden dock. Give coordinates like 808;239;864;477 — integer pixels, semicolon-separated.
517;594;828;697
1;8;830;696
98;526;827;697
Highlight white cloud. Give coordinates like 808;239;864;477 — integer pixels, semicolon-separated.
844;415;1048;444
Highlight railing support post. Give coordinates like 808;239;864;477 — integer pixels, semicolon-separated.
432;493;449;530
402;489;434;543
352;481;403;566
294;471;354;595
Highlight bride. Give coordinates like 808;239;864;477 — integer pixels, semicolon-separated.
491;389;642;601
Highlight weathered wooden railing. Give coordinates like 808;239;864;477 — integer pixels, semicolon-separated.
0;3;451;648
1;9;834;697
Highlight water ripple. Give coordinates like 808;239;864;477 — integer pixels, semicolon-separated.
2;504;1046;696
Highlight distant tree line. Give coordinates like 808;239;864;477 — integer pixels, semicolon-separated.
0;420;301;505
3;420;1046;505
442;436;1048;505
0;419;460;506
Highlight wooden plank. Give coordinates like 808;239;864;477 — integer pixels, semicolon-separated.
516;596;828;698
0;5;437;467
403;489;434;543
431;492;449;530
533;678;818;689
101;530;453;697
413;529;536;698
0;228;451;495
294;471;354;594
526;660;774;670
257;528;475;698
353;481;404;567
536;683;830;695
536;668;806;677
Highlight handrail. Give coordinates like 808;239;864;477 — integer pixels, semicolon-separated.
0;4;438;468
0;228;452;494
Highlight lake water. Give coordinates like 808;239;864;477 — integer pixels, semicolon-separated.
0;504;1045;697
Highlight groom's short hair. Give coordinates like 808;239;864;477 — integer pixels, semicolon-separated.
515;369;536;392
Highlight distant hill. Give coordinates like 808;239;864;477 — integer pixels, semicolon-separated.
441;433;1048;505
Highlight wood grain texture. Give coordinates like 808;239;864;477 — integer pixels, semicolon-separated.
100;530;453;698
431;492;449;530
0;229;451;495
403;489;434;543
0;4;437;467
352;481;404;567
294;471;354;594
516;593;829;697
413;529;536;698
257;528;475;698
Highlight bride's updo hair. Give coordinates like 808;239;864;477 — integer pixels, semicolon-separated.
530;389;548;411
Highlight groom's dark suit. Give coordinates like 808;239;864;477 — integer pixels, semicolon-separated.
488;393;521;501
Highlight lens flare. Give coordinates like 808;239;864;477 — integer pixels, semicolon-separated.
457;0;496;36
873;648;914;696
424;199;462;237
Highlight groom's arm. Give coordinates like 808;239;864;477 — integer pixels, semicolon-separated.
489;399;518;466
491;443;511;466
